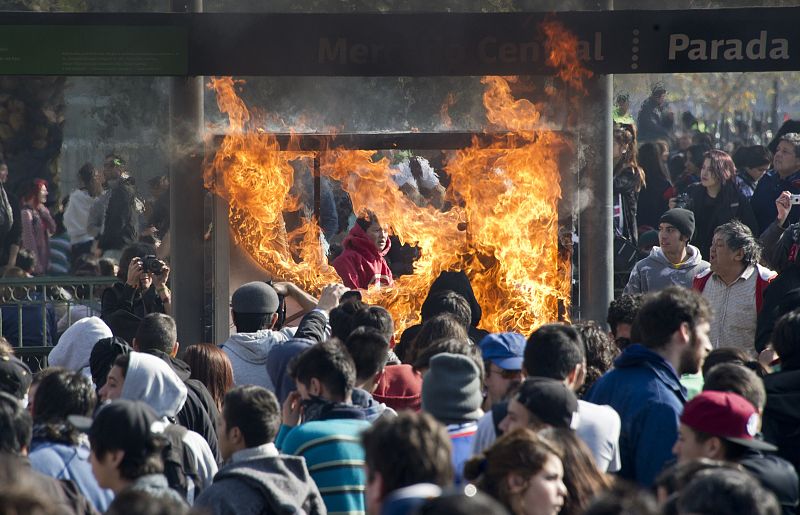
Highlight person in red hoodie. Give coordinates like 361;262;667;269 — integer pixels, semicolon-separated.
333;211;393;290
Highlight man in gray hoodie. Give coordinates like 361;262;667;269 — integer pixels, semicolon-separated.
221;281;318;390
194;385;326;515
624;208;710;294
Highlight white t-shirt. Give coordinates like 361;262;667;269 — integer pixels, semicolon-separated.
576;399;622;473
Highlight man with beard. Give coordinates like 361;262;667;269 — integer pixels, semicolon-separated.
586;286;712;487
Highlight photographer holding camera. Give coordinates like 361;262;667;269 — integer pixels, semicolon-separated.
101;242;170;343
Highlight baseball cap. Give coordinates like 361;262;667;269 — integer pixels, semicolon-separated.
0;354;32;401
231;281;280;314
69;399;166;458
681;390;777;452
515;377;580;430
479;332;525;371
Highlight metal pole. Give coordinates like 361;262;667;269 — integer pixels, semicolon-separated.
578;1;614;325
170;0;204;345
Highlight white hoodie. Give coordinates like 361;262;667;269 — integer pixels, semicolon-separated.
121;352;218;501
48;316;112;377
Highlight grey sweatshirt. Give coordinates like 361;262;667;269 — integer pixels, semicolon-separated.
623;244;710;294
221;327;297;391
194;443;326;515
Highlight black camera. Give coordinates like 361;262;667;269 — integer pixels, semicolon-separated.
673;193;690;210
141;255;164;275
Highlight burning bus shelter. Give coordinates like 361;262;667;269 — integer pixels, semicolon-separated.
206;72;581;341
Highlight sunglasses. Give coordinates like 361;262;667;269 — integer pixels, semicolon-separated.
491;366;523;380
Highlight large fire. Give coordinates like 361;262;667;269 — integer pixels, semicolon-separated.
205;21;584;335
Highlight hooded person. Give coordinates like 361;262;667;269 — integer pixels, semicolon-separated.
398;271;489;352
332;211;393;290
98;351;218;502
624;208;710;294
48;316;112;377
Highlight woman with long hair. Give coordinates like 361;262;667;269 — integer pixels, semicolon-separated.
182;343;234;413
613;124;646;248
19;179;55;275
681;149;759;259
636;141;672;229
539;428;614;515
464;428;567;515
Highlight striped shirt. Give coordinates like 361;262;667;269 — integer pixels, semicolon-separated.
448;421;479;486
277;419;371;515
700;265;772;356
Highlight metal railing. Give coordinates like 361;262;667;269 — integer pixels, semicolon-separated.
0;276;118;370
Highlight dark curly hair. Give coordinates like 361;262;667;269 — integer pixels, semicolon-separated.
607;294;643;338
573;321;619;397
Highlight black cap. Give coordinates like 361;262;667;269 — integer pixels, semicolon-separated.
231;282;280;314
70;400;165;458
0;354;32;400
515;377;580;430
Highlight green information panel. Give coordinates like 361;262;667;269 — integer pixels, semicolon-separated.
0;25;187;75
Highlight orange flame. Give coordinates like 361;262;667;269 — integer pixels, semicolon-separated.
206;22;589;335
541;19;593;93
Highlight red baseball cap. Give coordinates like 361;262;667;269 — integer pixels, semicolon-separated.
681;390;777;452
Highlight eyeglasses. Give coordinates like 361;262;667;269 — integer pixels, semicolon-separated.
490;366;523;380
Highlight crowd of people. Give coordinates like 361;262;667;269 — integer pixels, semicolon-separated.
3;89;800;515
0;254;797;514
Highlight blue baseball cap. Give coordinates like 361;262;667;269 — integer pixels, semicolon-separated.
478;332;525;370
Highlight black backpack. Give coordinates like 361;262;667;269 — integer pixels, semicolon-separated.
161;423;202;502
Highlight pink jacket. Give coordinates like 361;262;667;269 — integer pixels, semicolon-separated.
20;205;55;275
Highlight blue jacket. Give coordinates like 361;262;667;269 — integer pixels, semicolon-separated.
29;439;114;512
585;344;686;487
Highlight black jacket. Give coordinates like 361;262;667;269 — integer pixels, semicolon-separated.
637;97;671;142
144;349;221;463
738;447;799;515
101;282;166;343
684;183;759;260
614;165;642;247
99;177;138;252
755;271;800;353
763;369;800;477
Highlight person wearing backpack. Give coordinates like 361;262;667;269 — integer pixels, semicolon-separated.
195;386;326;515
98;351;217;503
77;399;188;510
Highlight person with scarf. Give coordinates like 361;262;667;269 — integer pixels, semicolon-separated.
277;340;371;514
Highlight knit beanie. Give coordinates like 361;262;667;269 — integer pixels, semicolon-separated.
422;353;483;424
659;208;695;239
